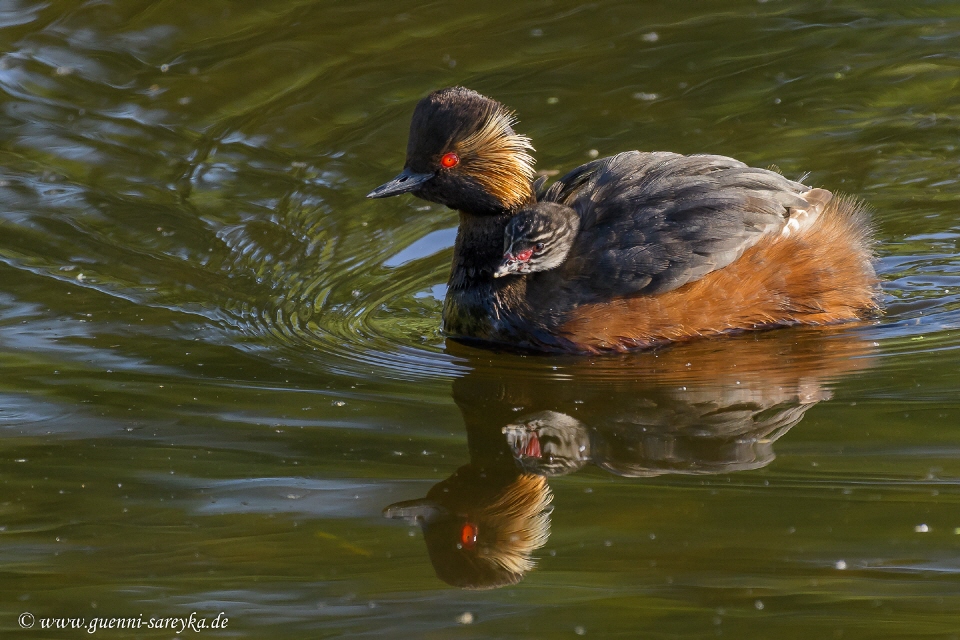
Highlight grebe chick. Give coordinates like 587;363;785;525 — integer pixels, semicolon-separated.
494;202;580;278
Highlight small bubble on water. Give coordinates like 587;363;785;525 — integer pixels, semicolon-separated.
575;626;586;635
332;400;346;407
835;560;847;570
587;149;599;158
547;97;559;104
641;32;659;42
530;28;543;37
456;612;474;625
754;600;764;610
915;524;929;533
633;92;659;101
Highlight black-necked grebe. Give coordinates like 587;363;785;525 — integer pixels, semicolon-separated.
368;86;879;353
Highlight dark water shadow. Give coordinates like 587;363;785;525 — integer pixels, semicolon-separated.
385;328;876;589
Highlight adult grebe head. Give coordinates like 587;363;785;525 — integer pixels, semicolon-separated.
367;87;535;215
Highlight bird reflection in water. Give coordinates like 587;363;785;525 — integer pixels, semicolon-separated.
384;329;875;589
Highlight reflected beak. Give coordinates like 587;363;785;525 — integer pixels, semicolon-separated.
366;167;434;199
383;498;445;523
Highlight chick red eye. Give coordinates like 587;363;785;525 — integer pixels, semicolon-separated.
460;522;478;549
516;248;534;262
440;152;459;168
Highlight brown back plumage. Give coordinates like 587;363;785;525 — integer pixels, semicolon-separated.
559;195;879;351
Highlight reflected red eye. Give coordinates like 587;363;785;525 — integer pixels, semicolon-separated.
516;248;534;262
440;152;459;168
460;522;478;549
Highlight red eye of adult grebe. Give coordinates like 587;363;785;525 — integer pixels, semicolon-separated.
440;152;459;168
460;522;478;549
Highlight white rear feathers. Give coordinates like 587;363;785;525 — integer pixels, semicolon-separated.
780;188;833;239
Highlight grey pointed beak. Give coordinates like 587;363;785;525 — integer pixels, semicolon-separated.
367;167;434;199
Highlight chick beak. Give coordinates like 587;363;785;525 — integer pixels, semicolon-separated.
367;167;434;198
493;254;519;278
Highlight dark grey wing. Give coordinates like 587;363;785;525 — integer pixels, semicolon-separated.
531;175;549;200
541;151;821;298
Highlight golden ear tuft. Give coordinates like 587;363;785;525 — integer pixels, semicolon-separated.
457;106;536;209
474;473;553;577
